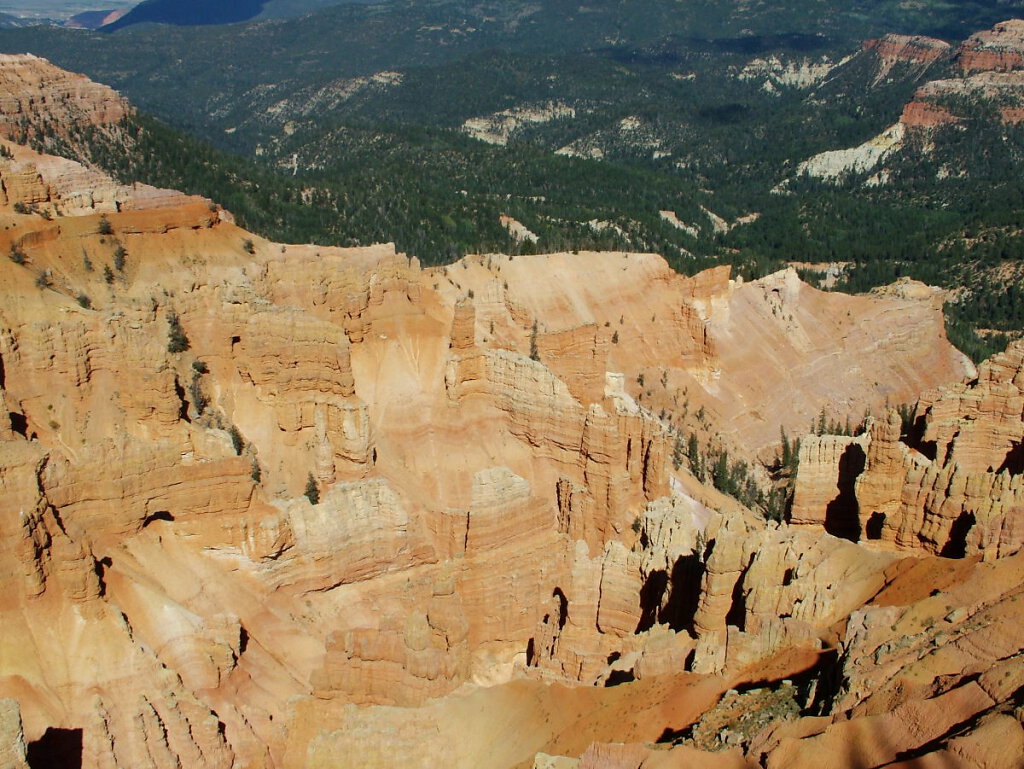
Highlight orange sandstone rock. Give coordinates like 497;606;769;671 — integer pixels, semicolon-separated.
0;54;1006;769
863;34;951;83
0;53;126;136
793;341;1024;560
957;19;1024;73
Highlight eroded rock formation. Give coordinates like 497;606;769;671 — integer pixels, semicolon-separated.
0;54;1019;769
799;20;1024;180
793;341;1024;560
957;18;1024;73
895;19;1024;128
0;53;126;137
863;34;951;84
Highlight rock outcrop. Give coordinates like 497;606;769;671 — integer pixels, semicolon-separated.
797;20;1024;182
530;550;1024;769
0;54;1018;769
796;122;907;179
0;53;127;138
902;70;1024;127
0;699;29;769
956;18;1024;73
0;139;210;216
748;552;1024;769
863;34;951;84
462;101;576;145
897;21;1024;129
700;269;971;450
737;54;844;91
793;341;1024;560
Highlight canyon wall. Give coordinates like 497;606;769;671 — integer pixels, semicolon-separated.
0;54;1018;769
793;341;1024;561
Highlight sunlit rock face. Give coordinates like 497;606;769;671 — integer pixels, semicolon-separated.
0;54;1018;769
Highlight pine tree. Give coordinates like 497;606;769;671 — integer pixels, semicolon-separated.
229;425;244;455
789;437;801;473
167;312;190;353
687;433;703;480
713;450;730;493
672;434;684;469
188;371;208;415
304;473;320;505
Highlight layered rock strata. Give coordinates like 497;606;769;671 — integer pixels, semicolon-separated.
902;70;1024;127
792;341;1024;560
0;56;1014;769
0;53;127;137
957;18;1024;73
799;20;1024;179
862;34;951;84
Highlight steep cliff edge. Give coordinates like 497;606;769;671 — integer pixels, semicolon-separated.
862;33;951;85
957;18;1024;74
0;53;127;137
798;19;1024;180
0;56;1018;769
895;20;1024;127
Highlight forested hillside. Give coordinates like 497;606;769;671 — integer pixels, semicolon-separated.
3;0;1024;360
102;0;267;31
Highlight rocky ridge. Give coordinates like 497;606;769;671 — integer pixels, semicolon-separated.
0;53;126;140
862;34;951;84
737;54;847;92
957;18;1024;73
462;101;576;145
0;56;1019;769
797;20;1024;181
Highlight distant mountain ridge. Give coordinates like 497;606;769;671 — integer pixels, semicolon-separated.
65;9;131;29
102;0;364;30
103;0;267;30
0;11;35;28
